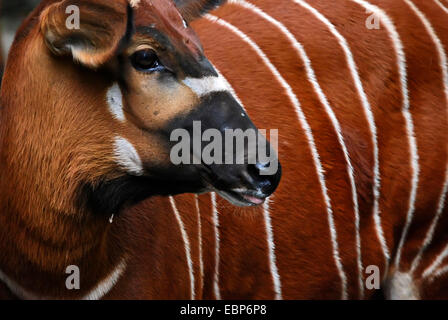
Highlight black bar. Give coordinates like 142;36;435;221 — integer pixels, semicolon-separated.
0;300;443;318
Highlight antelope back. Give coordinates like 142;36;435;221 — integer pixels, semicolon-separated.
163;0;447;299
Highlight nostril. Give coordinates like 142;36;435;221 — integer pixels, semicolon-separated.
247;162;273;188
248;161;274;178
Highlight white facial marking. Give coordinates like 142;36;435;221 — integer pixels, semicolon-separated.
183;76;232;97
107;83;126;122
113;137;144;176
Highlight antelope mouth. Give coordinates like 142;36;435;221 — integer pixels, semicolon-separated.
214;188;266;207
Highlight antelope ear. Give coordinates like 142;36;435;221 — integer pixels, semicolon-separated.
40;0;132;68
174;0;227;22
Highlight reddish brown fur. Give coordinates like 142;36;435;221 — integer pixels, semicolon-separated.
191;0;447;299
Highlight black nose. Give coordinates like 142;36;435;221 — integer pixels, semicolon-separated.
247;161;282;196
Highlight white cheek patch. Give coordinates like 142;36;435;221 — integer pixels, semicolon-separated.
107;83;126;122
113;137;144;176
182;76;233;97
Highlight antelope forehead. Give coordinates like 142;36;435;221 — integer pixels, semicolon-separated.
133;0;202;58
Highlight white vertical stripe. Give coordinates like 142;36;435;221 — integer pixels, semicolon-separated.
263;197;283;299
194;194;205;296
212;62;281;297
211;192;222;300
294;0;390;290
205;14;348;299
232;0;358;299
434;0;448;14
351;0;419;271
292;0;385;297
404;0;448;274
169;196;195;299
183;76;232;97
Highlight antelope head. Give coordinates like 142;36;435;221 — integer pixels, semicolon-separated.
1;0;281;218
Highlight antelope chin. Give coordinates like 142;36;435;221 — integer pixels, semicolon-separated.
214;188;266;207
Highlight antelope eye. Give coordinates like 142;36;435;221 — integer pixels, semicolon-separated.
130;49;164;72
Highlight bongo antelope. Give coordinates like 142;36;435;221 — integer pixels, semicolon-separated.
0;0;280;299
0;0;447;300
